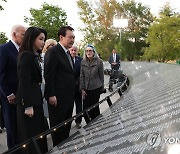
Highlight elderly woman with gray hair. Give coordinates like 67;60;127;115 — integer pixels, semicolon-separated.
80;44;104;124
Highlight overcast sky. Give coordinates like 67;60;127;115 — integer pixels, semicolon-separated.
0;0;179;42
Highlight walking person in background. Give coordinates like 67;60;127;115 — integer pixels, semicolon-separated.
80;44;104;124
44;26;75;147
109;49;120;71
16;27;48;154
0;25;26;149
69;45;83;129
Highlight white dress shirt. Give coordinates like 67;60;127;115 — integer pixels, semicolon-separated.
113;53;116;62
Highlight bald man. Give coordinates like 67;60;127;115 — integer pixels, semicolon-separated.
0;25;26;149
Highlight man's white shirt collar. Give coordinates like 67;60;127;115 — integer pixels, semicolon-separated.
113;53;116;62
11;40;19;51
59;42;68;54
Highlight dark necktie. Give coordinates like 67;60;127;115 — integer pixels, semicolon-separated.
67;51;73;69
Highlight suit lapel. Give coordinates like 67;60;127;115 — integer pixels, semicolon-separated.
74;57;78;72
33;56;42;75
75;57;78;66
75;57;81;71
9;40;18;56
111;54;113;62
57;44;74;72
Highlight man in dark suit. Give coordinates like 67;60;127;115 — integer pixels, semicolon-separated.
0;25;26;149
44;26;75;147
69;46;82;129
108;49;121;70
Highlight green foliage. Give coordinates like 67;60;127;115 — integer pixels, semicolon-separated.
24;2;68;41
0;0;8;43
0;0;7;11
144;16;180;62
119;0;154;60
77;0;153;60
159;2;175;17
0;32;8;44
77;0;120;60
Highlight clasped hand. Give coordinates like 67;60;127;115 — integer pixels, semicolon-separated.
49;96;57;106
82;90;87;100
24;107;34;118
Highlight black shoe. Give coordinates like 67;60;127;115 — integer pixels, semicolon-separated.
76;123;82;129
0;129;2;133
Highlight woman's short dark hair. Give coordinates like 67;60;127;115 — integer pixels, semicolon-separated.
58;26;74;37
19;27;47;54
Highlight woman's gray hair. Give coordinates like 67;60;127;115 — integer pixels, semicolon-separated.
83;44;99;59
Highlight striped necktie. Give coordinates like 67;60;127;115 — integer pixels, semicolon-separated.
67;50;73;69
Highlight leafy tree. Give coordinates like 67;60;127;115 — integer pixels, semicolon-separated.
77;0;153;60
144;16;180;62
0;0;6;11
0;32;8;44
159;2;175;17
77;0;120;60
24;2;68;41
0;0;8;41
118;0;154;60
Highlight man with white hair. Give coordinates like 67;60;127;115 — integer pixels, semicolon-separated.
0;24;26;149
69;45;83;129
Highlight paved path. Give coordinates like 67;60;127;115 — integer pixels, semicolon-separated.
49;62;180;154
3;62;179;154
0;64;113;153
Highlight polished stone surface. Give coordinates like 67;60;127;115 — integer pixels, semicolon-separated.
50;62;180;154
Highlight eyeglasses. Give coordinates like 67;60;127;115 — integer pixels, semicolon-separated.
86;50;93;52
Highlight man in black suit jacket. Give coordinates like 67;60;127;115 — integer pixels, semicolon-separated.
109;49;121;70
0;25;26;149
44;26;75;147
69;46;82;129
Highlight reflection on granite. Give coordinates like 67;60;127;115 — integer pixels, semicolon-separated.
49;62;180;154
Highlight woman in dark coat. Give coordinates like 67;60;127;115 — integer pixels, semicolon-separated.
16;27;48;154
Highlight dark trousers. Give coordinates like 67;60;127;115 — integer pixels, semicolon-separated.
74;85;82;124
111;64;120;71
83;88;101;124
17;104;48;154
48;101;74;147
0;99;5;129
0;95;18;149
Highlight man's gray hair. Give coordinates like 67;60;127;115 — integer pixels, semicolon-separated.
11;25;26;37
